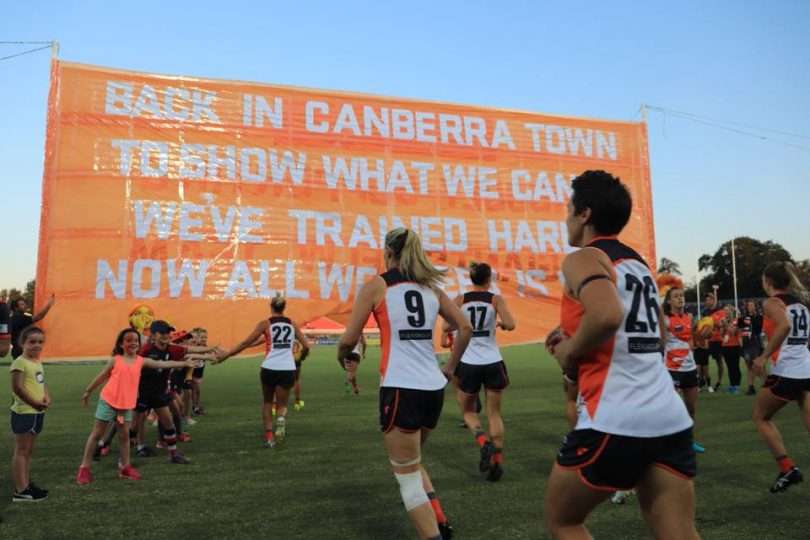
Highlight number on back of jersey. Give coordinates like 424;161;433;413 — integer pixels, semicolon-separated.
624;273;661;354
271;325;293;349
400;291;432;341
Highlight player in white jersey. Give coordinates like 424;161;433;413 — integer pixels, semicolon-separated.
450;261;515;481
659;276;708;454
344;334;366;394
544;170;697;539
752;261;810;493
337;227;472;540
216;295;309;448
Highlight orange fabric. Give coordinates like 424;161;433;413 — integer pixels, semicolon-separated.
708;310;726;342
763;299;784;362
560;277;616;420
99;355;143;410
374;298;392;381
38;60;654;358
778;455;794;474
665;313;693;370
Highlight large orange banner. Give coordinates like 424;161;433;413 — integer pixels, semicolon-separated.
37;61;653;358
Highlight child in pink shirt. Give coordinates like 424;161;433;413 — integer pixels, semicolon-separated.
76;329;197;484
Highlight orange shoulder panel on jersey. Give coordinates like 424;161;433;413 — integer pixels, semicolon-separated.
374;297;392;379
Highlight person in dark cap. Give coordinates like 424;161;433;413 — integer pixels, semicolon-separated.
131;320;218;463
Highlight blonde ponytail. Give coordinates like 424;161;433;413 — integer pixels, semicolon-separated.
785;262;810;303
271;293;287;313
763;261;810;303
385;227;446;288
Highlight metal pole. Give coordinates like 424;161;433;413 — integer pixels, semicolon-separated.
731;237;739;312
51;40;58;60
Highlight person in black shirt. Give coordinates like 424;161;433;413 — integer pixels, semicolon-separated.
0;297;10;358
9;295;55;359
131;320;217;463
739;300;764;395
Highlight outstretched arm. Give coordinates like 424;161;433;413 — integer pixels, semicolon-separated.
31;294;55;323
216;320;269;363
81;358;116;406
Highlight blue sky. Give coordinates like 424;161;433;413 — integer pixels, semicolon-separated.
2;0;808;291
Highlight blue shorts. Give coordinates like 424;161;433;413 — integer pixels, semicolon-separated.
11;411;45;435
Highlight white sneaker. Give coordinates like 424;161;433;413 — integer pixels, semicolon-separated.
611;491;627;504
184;417;197;426
707;385;715;393
275;417;286;443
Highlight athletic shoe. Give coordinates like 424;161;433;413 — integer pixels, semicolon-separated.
344;381;352;394
169;453;190;464
726;386;741;395
713;383;721;392
155;440;168;449
275;417;287;443
692;442;706;453
294;400;305;411
479;440;494;472
264;439;276;449
707;385;715;393
353;382;360;395
487;463;503;482
76;465;93;485
136;446;158;457
178;433;192;443
439;522;453;540
12;486;48;502
193;406;206;416
770;467;803;493
118;465;143;480
92;445;103;461
184;416;197;426
100;445;110;456
28;482;48;495
746;387;756;396
611;491;628;504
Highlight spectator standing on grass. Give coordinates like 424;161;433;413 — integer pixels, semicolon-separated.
77;328;198;485
721;305;743;394
658;277;708;454
337;227;472;540
9;326;50;502
131;320;217;463
0;294;10;358
700;291;726;391
10;295;54;359
739;300;764;395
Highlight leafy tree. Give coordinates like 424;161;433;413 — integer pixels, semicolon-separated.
698;237;792;299
24;279;36;307
657;257;682;276
0;288;23;304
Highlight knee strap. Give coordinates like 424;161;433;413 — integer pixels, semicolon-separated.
390;456;421;467
394;471;428;511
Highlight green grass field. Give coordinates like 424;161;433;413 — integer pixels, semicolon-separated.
0;344;808;539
